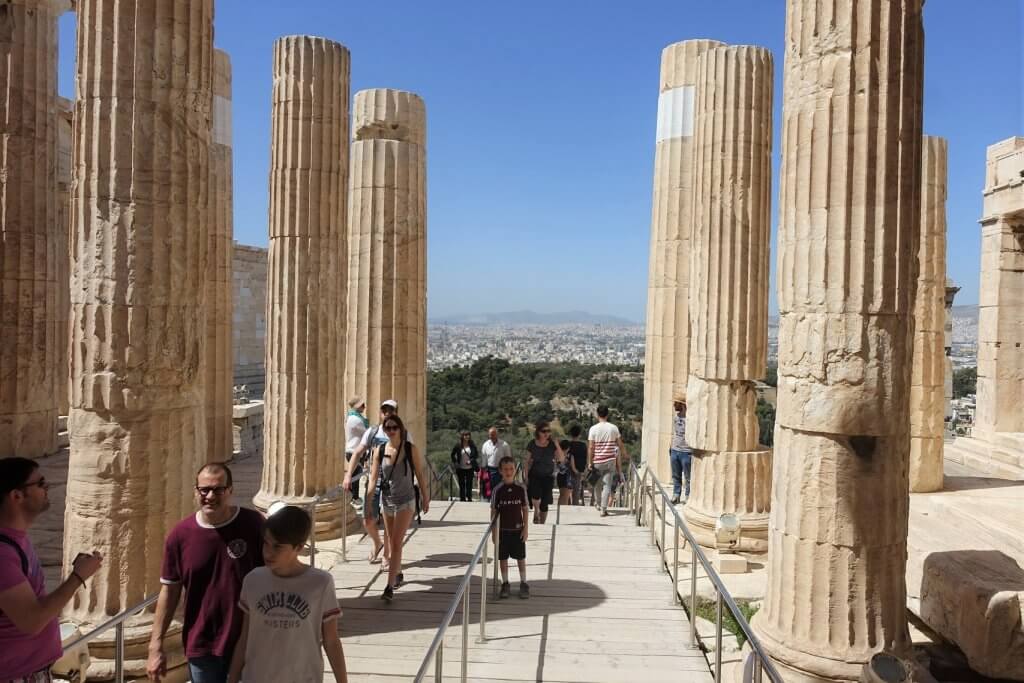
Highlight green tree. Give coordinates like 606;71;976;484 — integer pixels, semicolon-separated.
953;366;977;399
756;397;775;447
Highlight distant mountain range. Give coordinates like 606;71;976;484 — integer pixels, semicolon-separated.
429;310;639;326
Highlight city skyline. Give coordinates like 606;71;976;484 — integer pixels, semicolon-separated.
56;2;1024;318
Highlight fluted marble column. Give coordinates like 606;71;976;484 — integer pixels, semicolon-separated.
254;36;349;538
0;0;67;458
63;1;213;677
641;39;722;482
754;1;924;680
205;49;235;461
684;45;773;552
56;98;73;418
345;89;428;451
910;136;948;493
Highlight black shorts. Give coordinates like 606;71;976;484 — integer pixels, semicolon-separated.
556;470;572;489
527;474;554;511
498;530;526;561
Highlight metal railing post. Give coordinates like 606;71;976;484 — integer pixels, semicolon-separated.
114;622;124;683
478;526;488;643
309;502;318;568
492;518;501;597
671;512;680;605
753;655;763;683
341;491;348;562
649;492;656;548
461;586;470;682
715;590;724;683
690;545;698;647
660;497;667;558
434;641;443;683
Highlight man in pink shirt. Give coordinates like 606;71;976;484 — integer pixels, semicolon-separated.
0;457;102;682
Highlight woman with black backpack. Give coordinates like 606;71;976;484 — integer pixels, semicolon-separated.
449;431;480;501
366;414;431;602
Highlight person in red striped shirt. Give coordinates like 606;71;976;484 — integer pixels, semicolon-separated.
587;406;628;516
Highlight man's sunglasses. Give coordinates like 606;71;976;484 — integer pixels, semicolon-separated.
196;486;229;496
20;477;49;491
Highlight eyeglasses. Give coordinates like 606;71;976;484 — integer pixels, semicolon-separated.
383;425;400;433
20;478;49;491
196;486;229;496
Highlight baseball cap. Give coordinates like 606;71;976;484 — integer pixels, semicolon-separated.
381;399;398;410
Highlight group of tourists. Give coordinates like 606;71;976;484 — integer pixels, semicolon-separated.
0;458;348;683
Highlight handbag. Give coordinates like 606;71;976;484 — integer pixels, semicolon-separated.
585;467;602;487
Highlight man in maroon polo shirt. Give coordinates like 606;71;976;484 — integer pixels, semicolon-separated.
146;463;263;683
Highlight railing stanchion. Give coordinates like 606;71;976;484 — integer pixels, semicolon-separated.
434;641;443;683
649;490;656;549
493;517;501;597
461;584;470;682
754;654;763;683
660;497;667;561
690;545;698;647
114;622;125;683
715;589;724;683
479;523;488;643
671;510;680;605
341;489;348;562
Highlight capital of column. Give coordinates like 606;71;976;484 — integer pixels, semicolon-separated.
353;88;426;145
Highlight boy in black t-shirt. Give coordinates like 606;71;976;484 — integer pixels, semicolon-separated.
490;456;530;599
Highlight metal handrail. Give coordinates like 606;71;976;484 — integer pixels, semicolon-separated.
413;515;499;682
61;594;159;683
627;462;784;683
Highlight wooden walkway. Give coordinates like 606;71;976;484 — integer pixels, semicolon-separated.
317;499;712;682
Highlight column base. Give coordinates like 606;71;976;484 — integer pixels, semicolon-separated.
253;489;359;541
67;615;188;682
749;617;880;683
684;447;772;552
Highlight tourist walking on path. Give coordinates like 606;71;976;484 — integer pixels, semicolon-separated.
366;414;431;602
450;432;480;501
524;421;565;525
588;406;628;516
670;396;692;505
228;506;346;683
0;457;103;683
343;400;413;566
564;425;589;505
556;440;574;506
480;427;511;501
148;462;265;683
491;456;530;599
344;397;369;502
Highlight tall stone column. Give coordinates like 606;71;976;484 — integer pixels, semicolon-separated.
57;97;74;418
943;279;959;421
974;137;1024;441
641;40;722;482
63;0;213;677
254;36;350;538
754;1;924;680
345;89;428;450
684;44;773;552
205;49;235;461
910;136;948;493
0;0;67;458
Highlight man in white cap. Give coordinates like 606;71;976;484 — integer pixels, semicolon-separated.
343;399;413;566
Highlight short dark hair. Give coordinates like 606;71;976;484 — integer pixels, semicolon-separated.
559;439;570;451
0;457;39;504
568;424;582;438
596;405;610;418
498;455;515;468
197;462;233;488
265;505;312;547
534;420;550;437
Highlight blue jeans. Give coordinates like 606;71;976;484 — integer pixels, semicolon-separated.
670;449;692;499
487;467;501;498
188;655;229;683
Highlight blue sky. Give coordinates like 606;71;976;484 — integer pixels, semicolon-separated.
58;1;1022;322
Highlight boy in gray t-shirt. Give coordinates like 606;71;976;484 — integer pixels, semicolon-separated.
228;506;346;683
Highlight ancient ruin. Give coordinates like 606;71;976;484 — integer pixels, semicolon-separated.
946;138;1024;477
944;278;959;421
753;0;925;678
253;36;351;538
205;49;235;462
345;88;428;447
641;39;722;482
910;136;949;493
56;97;73;419
0;0;67;459
62;0;213;677
684;44;773;552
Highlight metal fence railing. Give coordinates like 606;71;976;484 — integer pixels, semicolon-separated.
60;595;159;683
625;462;783;683
413;514;500;682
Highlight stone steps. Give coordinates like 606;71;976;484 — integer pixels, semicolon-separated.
944;437;1024;480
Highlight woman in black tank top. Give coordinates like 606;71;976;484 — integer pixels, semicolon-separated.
524;420;565;525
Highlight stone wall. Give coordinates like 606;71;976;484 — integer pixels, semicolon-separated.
233;243;267;395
